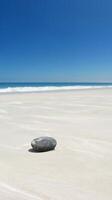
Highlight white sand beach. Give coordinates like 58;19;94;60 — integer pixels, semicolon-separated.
0;88;112;200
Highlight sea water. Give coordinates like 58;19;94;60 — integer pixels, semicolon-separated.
0;82;112;93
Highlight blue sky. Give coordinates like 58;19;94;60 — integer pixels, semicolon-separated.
0;0;112;82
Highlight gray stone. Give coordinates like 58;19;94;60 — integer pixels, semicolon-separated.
31;136;57;152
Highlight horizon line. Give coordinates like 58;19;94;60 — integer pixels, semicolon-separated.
0;81;112;84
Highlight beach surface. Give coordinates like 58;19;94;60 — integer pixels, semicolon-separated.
0;89;112;200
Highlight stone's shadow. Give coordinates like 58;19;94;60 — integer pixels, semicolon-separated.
28;148;55;153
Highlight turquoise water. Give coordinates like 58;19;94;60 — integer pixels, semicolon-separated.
0;82;112;88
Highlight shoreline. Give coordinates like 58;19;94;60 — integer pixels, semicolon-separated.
0;84;112;95
0;86;112;95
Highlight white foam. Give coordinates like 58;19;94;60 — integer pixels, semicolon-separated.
0;85;112;94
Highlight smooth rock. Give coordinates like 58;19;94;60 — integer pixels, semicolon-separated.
31;136;57;152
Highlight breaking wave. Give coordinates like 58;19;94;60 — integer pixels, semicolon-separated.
0;85;112;93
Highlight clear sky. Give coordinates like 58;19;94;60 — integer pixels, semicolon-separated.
0;0;112;82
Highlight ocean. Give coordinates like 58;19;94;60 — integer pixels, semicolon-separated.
0;82;112;93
